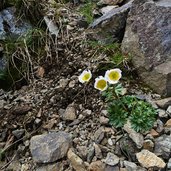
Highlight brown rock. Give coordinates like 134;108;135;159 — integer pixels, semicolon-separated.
165;119;171;127
155;97;171;109
136;150;166;169
88;160;105;171
67;148;86;171
150;129;159;138
62;104;77;121
143;139;154;151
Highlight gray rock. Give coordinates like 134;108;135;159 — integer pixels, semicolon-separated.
12;129;25;139
123;121;144;149
105;165;119;171
158;109;168;118
94;127;105;144
167;158;171;169
0;7;31;40
166;106;171;117
62;104;77;121
94;143;103;159
124;160;138;171
154;134;171;159
30;132;72;163
87;145;95;163
36;163;63;171
0;100;5;109
102;152;119;166
122;0;171;96
90;0;133;43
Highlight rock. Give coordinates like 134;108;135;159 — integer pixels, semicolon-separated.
167;158;171;169
87;145;95;163
143;139;154;151
0;7;31;40
88;160;105;171
165;119;171;127
123;160;138;171
6;160;21;171
67;148;86;171
91;1;133;43
136;149;166;169
94;127;105;144
30;132;72;163
102;152;119;166
154;134;171;159
62;104;77;121
166;106;171;116
12;129;25;139
122;0;171;96
100;6;118;15
155;97;171;109
99;116;109;125
77;145;88;160
36;163;64;171
123;121;144;149
150;129;159;138
105;165;119;171
155;119;164;133
0;100;5;109
158;109;168;118
97;0;124;6
94;143;103;159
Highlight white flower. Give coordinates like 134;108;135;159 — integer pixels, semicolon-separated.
78;69;92;83
94;76;108;91
105;68;122;84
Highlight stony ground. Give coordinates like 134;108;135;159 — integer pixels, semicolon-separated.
1;0;171;171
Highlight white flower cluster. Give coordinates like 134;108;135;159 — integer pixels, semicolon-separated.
78;68;122;91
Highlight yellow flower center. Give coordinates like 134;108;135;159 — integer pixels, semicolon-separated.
108;71;120;81
82;73;91;81
96;80;107;90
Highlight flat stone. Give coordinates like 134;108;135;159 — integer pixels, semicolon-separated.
136;149;166;169
123;121;144;148
155;97;171;109
62;104;77;121
67;148;86;171
12;129;25;139
122;0;171;96
30;132;72;163
100;6;118;15
102;152;119;166
154;134;171;159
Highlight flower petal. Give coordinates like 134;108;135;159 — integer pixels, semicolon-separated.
94;76;108;91
105;68;122;84
78;70;92;83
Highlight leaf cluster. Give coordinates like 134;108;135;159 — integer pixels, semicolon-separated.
103;86;157;132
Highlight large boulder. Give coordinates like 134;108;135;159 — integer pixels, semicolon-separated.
122;0;171;96
90;0;133;43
